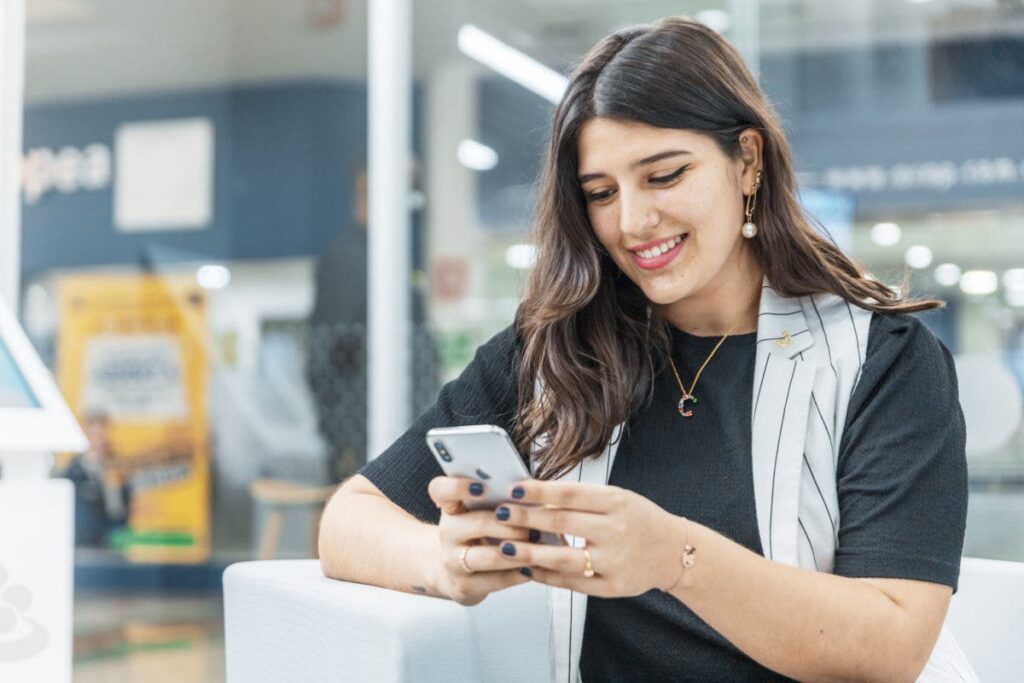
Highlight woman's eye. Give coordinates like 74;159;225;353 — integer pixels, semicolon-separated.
650;166;688;185
584;167;687;202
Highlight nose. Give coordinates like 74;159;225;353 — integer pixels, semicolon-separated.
618;189;660;237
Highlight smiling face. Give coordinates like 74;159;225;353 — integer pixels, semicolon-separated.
577;118;762;328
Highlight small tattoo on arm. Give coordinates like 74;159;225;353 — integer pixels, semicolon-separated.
412;585;428;595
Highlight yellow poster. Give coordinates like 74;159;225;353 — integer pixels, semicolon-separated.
57;274;210;563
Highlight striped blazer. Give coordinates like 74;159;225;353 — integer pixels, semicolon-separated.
533;279;977;682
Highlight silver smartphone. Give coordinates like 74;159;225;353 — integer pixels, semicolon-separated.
425;424;567;546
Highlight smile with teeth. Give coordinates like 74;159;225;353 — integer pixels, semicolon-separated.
634;235;683;259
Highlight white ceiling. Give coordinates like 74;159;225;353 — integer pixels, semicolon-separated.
22;0;1024;104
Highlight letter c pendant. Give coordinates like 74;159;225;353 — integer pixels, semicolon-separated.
677;393;696;418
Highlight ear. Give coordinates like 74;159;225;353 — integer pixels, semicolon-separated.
736;128;764;196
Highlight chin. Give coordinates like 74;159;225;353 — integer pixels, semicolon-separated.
638;280;695;306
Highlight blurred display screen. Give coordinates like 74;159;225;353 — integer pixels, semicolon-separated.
0;337;41;409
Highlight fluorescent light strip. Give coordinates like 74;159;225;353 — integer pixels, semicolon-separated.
458;24;568;104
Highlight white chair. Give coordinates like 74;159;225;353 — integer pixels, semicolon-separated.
223;560;550;682
944;557;1024;683
223;557;1024;682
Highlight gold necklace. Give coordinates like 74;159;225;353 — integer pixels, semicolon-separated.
667;321;742;418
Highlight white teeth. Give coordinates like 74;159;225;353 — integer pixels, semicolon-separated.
636;235;683;259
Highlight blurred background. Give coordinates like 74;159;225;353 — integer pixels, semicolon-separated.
5;0;1024;679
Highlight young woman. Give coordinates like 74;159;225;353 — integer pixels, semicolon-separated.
319;16;975;682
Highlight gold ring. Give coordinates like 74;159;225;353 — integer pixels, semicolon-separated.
460;546;473;574
582;547;595;578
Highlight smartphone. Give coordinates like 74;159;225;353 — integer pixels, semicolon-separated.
426;424;567;546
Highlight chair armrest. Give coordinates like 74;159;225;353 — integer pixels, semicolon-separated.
945;556;1024;683
223;560;550;683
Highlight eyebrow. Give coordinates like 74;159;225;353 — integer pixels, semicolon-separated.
577;150;692;184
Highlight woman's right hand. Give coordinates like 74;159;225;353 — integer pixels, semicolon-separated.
428;475;533;606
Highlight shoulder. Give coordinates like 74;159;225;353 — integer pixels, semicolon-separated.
473;323;522;366
866;311;952;368
455;323;524;398
847;311;959;419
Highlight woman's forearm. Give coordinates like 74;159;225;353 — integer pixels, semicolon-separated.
664;517;921;683
318;486;446;599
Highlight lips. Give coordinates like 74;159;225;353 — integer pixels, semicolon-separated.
629;234;688;270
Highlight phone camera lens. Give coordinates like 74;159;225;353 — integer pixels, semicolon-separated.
434;441;452;462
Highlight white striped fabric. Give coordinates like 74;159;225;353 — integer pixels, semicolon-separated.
534;278;978;682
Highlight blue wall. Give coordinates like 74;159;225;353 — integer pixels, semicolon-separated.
21;37;1024;277
24;89;238;273
21;81;426;277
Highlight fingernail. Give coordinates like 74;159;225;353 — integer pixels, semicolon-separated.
502;542;516;556
511;486;525;499
520;567;532;577
528;529;541;543
469;482;484;496
495;506;510;521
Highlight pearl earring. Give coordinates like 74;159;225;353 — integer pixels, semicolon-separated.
742;169;763;239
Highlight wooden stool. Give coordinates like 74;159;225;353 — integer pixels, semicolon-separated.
250;478;337;560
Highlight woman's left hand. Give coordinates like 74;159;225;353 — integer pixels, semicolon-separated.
494;480;688;597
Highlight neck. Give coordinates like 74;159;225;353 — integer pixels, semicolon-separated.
662;251;763;336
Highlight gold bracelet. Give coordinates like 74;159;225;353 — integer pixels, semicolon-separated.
664;516;696;593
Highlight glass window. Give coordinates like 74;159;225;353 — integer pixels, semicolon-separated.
21;0;372;675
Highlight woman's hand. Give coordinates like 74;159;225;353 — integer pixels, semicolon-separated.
427;475;534;606
493;480;688;597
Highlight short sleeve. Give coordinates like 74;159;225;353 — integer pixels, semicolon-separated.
357;325;522;525
833;313;968;593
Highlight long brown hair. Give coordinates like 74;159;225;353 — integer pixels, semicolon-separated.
514;16;941;479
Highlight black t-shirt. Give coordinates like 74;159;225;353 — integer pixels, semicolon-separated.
359;311;968;681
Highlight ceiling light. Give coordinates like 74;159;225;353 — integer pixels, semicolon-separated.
934;263;961;287
457;139;498;171
196;264;231;290
505;244;538;270
1002;268;1024;291
904;245;933;269
959;270;998;296
458;24;568;104
870;222;901;247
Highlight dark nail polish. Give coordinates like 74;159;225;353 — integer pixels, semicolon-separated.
520;567;532;577
495;506;510;521
469;482;484;496
502;542;516;556
528;529;541;543
511;486;525;499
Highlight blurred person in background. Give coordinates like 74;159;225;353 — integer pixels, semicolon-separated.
61;411;130;547
320;16;975;682
308;161;436;483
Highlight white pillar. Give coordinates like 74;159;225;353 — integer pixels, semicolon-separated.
367;0;413;458
425;62;479;337
729;0;760;80
0;0;25;313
